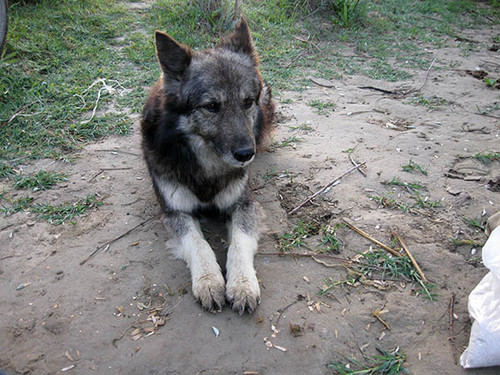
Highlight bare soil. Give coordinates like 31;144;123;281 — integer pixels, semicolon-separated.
1;21;500;375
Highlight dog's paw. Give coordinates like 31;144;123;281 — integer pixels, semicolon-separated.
226;275;261;315
192;273;226;312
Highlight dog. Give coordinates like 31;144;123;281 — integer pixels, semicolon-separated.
141;18;275;314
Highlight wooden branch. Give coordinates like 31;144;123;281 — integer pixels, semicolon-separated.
80;215;158;266
342;218;402;257
289;163;366;215
392;231;428;283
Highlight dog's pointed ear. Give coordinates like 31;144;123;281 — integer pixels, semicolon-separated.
220;17;259;64
155;31;192;80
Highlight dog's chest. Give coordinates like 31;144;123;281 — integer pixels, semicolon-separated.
154;173;248;212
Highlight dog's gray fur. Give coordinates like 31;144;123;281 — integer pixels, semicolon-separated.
141;18;275;314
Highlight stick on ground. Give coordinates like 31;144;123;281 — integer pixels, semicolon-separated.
392;231;428;283
342;218;402;257
289;163;366;215
80;215;158;266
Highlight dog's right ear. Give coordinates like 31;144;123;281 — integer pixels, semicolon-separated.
155;31;192;80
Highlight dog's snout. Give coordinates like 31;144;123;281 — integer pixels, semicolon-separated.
233;147;255;162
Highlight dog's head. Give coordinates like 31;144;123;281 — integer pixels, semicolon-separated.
155;18;263;169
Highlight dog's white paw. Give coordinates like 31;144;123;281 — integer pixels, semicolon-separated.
192;273;226;312
226;274;260;315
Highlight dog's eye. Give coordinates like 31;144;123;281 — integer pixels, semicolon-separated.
203;102;221;113
243;98;254;110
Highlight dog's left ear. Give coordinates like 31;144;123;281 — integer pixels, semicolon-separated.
220;17;259;65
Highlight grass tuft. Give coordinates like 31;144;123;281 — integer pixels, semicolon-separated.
328;347;408;375
13;171;67;191
30;194;103;225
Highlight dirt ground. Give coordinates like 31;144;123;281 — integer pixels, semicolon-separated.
1;18;500;375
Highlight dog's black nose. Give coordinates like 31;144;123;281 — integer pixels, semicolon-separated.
233;148;255;162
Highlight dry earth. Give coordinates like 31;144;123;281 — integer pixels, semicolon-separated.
1;19;500;375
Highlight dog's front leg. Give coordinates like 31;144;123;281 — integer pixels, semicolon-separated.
226;200;261;314
162;212;225;312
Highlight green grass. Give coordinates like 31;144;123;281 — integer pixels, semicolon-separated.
30;194;103;225
329;347;408;375
401;160;428;175
382;177;425;194
0;196;34;216
278;220;319;252
13;171;67;191
472;151;500;164
274;136;303;148
405;94;448;109
307;99;336;115
318;224;344;253
369;190;440;213
357;249;437;300
463;217;486;231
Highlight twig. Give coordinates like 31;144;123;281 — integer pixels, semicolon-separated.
94;149;141;157
342;218;402;257
348;153;367;177
257;251;350;263
285;51;307;69
0;224;14;232
2;102;33;126
289;163;366;215
309;77;335;88
311;256;345;268
88;167;133;182
415;55;437;93
275;298;300;329
448;293;457;365
373;307;391;331
392;231;428;283
80;215;158;266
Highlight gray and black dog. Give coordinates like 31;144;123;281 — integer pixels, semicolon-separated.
141;18;275;314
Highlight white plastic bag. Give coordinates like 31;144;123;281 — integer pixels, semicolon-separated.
460;226;500;368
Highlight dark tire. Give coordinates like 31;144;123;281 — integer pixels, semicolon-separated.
0;0;8;56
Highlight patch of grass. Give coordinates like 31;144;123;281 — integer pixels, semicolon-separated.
358;249;437;300
369;190;440;213
410;191;441;209
30;194;103;225
278;220;319;252
13;171;67;191
484;77;498;87
275;136;302;148
451;237;484;248
477;102;499;115
401;160;428;175
290;123;314;131
330;0;366;28
318;224;344;253
382;177;425;194
0;164;16;179
307;99;336;115
328;347;408;375
0;196;34;216
369;193;410;213
472;151;500;164
1;0;143;162
463;217;486;232
405;94;448;109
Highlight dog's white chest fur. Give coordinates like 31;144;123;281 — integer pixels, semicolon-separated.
154;172;248;212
